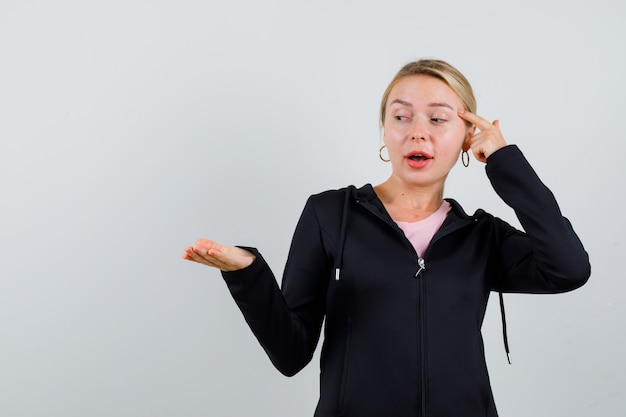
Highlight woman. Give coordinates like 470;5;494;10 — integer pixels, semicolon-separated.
182;59;590;417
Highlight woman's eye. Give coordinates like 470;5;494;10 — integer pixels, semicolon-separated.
431;117;446;123
395;115;410;121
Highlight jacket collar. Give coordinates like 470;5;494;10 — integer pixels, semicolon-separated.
353;183;485;223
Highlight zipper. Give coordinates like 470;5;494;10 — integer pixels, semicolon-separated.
415;257;426;277
415;257;427;417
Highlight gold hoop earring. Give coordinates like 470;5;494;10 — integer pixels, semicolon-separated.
461;150;470;167
379;145;390;162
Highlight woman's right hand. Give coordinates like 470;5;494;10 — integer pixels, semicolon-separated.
182;239;255;272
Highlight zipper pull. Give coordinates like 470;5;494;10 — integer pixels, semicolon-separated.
415;257;426;277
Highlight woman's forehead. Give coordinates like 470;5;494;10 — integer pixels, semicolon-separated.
388;75;462;108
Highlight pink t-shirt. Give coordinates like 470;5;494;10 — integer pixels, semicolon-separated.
396;201;451;257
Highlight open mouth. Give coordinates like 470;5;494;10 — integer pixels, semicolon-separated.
407;152;432;161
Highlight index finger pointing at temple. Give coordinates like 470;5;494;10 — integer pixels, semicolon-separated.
458;110;492;131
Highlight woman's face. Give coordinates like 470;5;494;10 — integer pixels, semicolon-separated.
383;74;472;189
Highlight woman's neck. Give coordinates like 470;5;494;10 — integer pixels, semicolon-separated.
374;178;444;222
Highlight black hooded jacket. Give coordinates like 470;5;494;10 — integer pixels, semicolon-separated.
222;145;590;417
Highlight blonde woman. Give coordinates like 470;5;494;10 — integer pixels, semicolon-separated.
183;59;590;417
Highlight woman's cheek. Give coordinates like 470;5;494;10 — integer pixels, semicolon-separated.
391;124;411;138
384;129;404;144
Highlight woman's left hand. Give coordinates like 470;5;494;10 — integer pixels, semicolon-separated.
458;110;507;164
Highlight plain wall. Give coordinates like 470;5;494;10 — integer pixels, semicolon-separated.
1;0;624;416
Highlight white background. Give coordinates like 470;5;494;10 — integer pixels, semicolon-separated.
1;1;624;416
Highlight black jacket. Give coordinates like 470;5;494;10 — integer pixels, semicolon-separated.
222;145;590;417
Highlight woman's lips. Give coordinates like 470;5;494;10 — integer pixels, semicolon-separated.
405;152;432;168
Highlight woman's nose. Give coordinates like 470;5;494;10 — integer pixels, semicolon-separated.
411;118;429;140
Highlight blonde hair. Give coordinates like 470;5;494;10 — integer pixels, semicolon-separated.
379;59;476;127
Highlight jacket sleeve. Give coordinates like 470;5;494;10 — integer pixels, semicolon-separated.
486;145;591;293
221;197;330;376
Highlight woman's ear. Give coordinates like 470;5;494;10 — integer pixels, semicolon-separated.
462;125;475;152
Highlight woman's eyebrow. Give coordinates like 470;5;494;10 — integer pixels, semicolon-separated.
389;99;412;107
428;102;454;110
390;99;454;110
